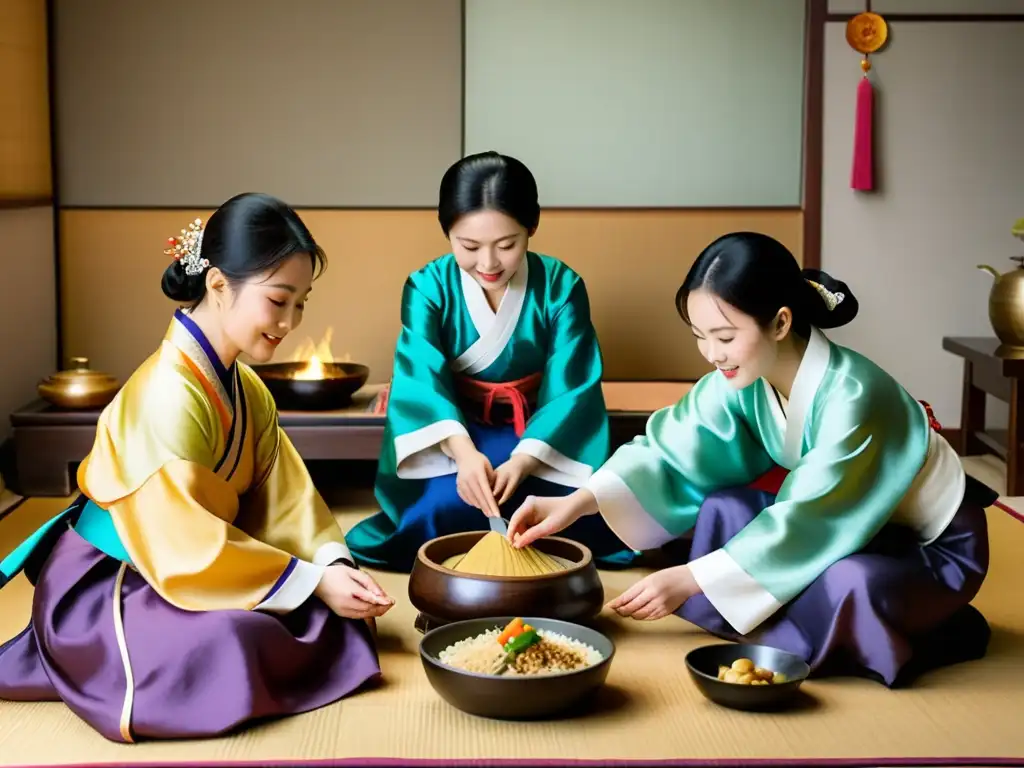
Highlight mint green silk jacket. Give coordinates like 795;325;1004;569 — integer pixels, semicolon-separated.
585;327;966;634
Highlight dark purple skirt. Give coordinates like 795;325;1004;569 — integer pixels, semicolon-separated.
0;527;382;742
678;482;992;687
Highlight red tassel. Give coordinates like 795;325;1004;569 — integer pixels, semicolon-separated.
851;73;874;191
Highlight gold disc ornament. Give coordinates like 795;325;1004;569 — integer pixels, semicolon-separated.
846;12;888;55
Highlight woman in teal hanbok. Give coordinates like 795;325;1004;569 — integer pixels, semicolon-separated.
345;152;636;572
509;232;995;687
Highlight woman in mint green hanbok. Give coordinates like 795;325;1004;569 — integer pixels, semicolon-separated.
509;232;995;687
345;152;635;572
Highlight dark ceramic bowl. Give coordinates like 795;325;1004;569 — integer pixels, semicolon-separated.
420;616;614;720
685;642;810;712
253;361;369;410
408;531;604;631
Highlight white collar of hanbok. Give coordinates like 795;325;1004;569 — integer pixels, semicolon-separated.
452;254;530;375
766;326;832;468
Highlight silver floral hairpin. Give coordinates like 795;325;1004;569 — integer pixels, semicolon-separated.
164;218;209;276
806;279;845;311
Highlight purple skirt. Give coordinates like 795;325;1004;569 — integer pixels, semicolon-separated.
0;527;382;742
678;483;992;687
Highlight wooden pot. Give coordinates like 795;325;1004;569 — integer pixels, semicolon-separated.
408;531;605;632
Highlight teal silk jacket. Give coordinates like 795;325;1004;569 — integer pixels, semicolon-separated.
369;251;610;528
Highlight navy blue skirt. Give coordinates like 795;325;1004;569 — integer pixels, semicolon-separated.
346;421;637;573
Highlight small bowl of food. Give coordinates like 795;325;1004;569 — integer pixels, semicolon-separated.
685;642;810;712
419;616;614;720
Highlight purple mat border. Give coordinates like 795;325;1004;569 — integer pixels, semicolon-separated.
995;499;1024;524
6;757;1024;768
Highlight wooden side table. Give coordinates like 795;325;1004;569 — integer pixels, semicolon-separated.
942;337;1024;495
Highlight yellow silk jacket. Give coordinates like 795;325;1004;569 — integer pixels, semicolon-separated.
76;309;352;613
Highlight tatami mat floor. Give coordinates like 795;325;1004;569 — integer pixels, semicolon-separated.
0;457;1022;767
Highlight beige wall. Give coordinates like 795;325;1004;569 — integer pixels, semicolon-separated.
0;0;55;447
51;1;808;384
53;0;462;207
61;209;803;384
19;3;1024;433
821;17;1024;426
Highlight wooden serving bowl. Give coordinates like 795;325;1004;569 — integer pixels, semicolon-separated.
408;531;605;632
419;616;615;720
253;361;369;410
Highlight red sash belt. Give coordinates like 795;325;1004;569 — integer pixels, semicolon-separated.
375;379;944;495
454;372;542;437
371;372;543;438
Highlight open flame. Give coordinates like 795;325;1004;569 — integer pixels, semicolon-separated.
291;327;351;380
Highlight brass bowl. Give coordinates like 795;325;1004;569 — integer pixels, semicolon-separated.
38;357;120;410
253;361;369;410
408;531;605;632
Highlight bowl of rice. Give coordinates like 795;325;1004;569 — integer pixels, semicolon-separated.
419;616;614;719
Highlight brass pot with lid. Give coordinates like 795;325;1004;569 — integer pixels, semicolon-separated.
38;357;121;410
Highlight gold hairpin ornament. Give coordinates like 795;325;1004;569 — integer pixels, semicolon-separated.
807;280;845;312
163;218;209;276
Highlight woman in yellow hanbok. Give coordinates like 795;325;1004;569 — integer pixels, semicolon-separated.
0;193;393;741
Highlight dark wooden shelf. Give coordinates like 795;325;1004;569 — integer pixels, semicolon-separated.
8;382;692;497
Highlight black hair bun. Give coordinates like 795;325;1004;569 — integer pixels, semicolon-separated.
800;268;858;329
161;260;205;303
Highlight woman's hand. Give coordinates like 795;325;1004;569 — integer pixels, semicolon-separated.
446;435;501;517
315;564;395;620
606;565;700;621
506;489;599;548
492;453;541;505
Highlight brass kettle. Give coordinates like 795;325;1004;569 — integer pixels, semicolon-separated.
38;356;121;410
978;257;1024;349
